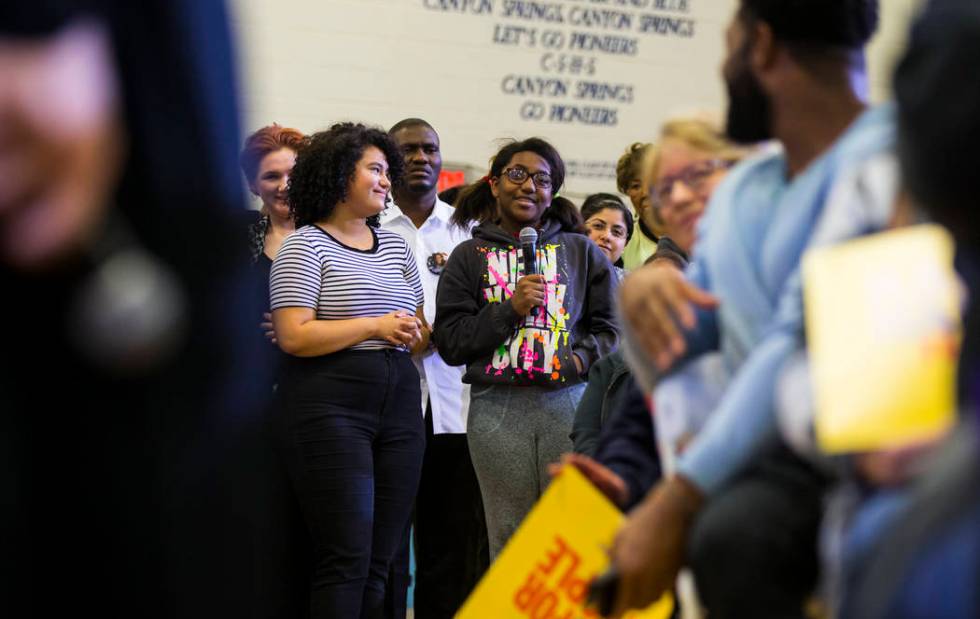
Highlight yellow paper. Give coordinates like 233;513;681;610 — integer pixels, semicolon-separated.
457;466;672;619
802;224;960;453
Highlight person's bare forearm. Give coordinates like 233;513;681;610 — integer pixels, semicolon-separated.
276;315;379;357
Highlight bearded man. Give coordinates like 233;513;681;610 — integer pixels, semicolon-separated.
610;1;891;617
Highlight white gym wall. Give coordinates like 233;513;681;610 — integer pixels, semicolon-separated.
230;0;924;200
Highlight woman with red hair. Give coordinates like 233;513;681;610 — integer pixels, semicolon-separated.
240;123;306;347
240;123;306;265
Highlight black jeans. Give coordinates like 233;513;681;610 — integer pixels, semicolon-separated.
275;349;425;619
687;446;829;619
386;402;490;619
413;405;490;619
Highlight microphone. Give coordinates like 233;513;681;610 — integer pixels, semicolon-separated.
519;226;540;317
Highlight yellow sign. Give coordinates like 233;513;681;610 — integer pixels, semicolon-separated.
802;224;960;453
457;466;672;619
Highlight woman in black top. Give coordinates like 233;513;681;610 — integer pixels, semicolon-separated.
239;123;306;347
239;125;310;615
241;124;306;265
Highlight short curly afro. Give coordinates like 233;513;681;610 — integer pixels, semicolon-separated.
287;122;405;228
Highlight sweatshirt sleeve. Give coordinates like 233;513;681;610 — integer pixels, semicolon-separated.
595;376;663;510
571;240;620;376
570;356;613;456
433;241;524;367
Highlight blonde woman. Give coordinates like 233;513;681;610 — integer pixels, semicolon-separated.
565;118;744;500
641;118;746;267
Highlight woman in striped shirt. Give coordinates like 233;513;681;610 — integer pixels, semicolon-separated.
269;122;428;618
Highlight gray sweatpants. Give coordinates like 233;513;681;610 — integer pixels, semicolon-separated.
466;382;586;559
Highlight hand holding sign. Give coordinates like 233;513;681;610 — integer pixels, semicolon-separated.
609;475;703;618
457;466;672;619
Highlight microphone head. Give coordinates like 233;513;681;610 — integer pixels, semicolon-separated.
519;226;538;244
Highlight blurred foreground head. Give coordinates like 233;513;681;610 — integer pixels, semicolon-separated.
894;0;980;245
894;0;980;417
724;0;879;143
0;15;123;269
0;1;243;271
0;0;244;372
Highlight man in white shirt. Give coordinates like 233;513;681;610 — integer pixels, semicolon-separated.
381;118;486;619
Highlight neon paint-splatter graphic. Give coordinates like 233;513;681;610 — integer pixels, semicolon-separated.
482;243;572;382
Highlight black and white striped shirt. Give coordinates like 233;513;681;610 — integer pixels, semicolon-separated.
270;224;424;351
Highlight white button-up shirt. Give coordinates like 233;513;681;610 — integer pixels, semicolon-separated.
381;198;474;434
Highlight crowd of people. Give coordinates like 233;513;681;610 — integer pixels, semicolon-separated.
243;1;980;617
239;3;980;619
5;0;980;618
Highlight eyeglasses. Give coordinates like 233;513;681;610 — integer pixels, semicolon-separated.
501;166;553;190
651;159;734;209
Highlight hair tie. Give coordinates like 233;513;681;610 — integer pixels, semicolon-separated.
480;174;490;184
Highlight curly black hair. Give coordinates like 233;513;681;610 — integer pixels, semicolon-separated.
287;122;405;228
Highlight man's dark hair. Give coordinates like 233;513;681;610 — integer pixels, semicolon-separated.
739;0;879;50
287;122;404;228
894;0;980;239
388;117;435;136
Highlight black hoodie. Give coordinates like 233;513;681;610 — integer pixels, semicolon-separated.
433;219;619;388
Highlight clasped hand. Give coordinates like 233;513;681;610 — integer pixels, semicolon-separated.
376;310;424;349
